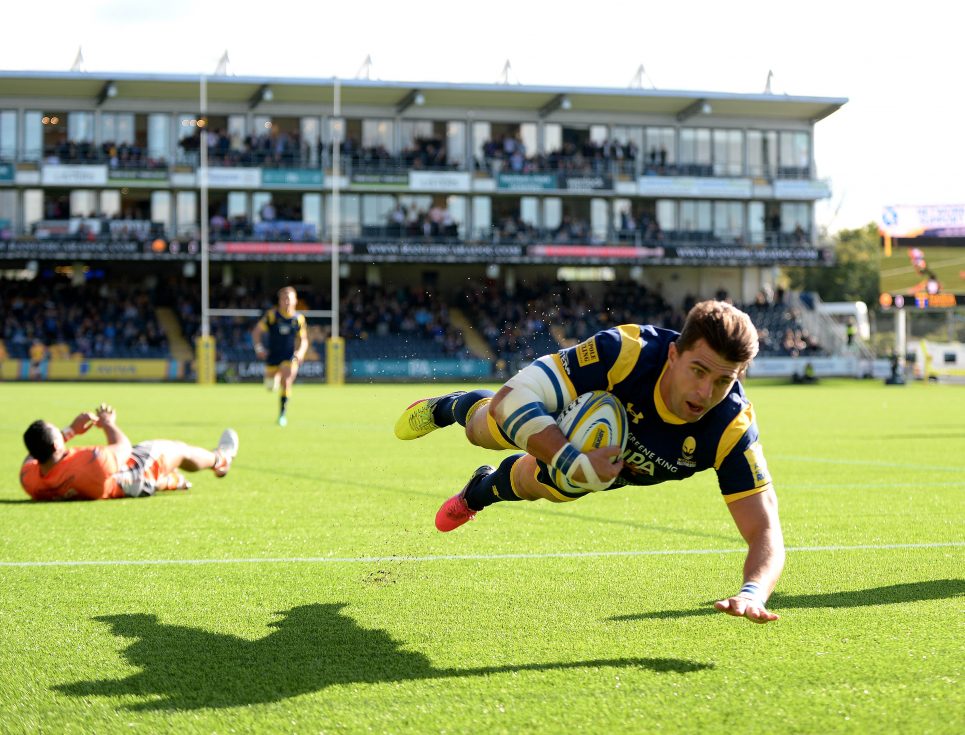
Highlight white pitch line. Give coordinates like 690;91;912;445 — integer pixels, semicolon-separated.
0;541;963;569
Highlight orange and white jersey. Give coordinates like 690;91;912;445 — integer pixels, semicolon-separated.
20;446;124;501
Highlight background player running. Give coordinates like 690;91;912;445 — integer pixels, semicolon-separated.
21;403;238;501
251;286;308;427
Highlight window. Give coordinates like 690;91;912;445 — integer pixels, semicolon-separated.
0;111;17;159
68;112;94;143
472;122;491;164
151;191;171;230
679;200;711;232
748;201;765;244
147;114;171;161
300;117;320;163
713;201;744;241
780;202;809;234
747;130;777;178
24;111;43;160
713;129;743;176
400;120;433;150
779;131;810;177
472;195;491;238
361;194;395;226
446;121;465;167
656;199;676;231
100;113;135;145
679;128;711;172
362;119;394;153
542;123;561;154
645;127;675;168
543;197;562;230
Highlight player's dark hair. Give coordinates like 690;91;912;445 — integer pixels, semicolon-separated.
278;286;296;298
676;300;759;365
23;420;59;463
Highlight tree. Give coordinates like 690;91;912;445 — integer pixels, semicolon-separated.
785;222;880;305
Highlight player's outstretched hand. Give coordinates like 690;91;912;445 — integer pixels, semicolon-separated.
69;412;97;436
94;403;116;427
714;596;780;624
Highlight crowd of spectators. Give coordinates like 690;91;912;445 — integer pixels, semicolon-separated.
0;277;168;360
478;135;639;176
0;271;824;370
330;135;455;173
179;127;308;168
374;203;460;239
45;138;167;170
457;280;561;366
340;283;467;357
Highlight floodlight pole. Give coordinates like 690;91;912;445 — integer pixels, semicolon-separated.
200;74;210;340
331;77;341;342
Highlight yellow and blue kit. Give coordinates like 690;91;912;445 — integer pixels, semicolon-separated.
522;324;772;502
257;308;307;367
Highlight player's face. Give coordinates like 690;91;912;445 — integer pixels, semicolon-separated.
44;421;65;458
663;339;742;422
278;290;296;314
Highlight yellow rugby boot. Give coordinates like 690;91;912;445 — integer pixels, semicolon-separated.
393;391;466;440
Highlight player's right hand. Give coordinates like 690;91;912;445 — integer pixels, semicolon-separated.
572;446;624;484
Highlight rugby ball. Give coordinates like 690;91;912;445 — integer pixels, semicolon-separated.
551;391;628;492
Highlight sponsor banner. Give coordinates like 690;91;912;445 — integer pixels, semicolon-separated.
496;173;557;191
15;169;41;185
637;175;751;198
108;169;169;182
0;239;147;257
262;168;324;187
41;164;108;186
408;170;471;191
358;241;525;261
213;241;348;256
529;244;665;260
351;172;408;186
170;171;196;187
203;167;261;188
773;179;831;200
472;177;496;192
614;180;638;195
879;203;965;238
351;358;491;379
252;221;317;241
747;356;890;379
0;162;13;182
220;359;328;382
8;359;184;381
562;174;612;191
667;245;827;263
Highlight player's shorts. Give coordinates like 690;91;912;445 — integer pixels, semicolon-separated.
266;354;296;370
114;441;182;497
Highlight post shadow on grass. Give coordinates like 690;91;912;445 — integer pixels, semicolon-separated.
54;603;712;711
608;579;965;622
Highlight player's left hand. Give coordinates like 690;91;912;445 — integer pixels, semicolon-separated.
69;412;96;436
714;595;779;624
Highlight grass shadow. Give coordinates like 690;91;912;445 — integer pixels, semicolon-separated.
608;579;965;621
55;603;712;711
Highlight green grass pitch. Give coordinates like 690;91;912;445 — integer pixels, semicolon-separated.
0;380;962;734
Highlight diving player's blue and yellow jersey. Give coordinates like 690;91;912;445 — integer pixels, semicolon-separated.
529;324;772;503
256;308;307;367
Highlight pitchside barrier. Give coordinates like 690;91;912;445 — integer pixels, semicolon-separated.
1;356;902;383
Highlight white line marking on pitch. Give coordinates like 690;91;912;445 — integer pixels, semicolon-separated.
0;541;963;568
